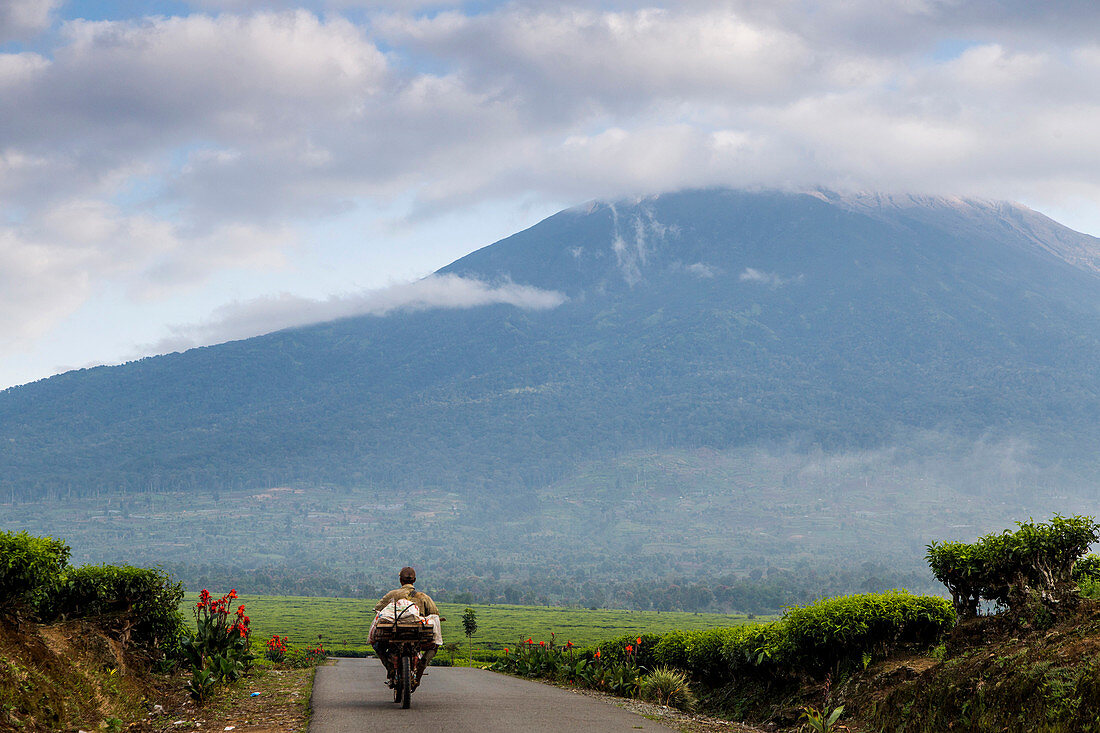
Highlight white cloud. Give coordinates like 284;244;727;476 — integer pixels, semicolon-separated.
739;268;802;288
0;199;293;352
685;263;716;278
147;274;567;352
7;4;1100;224
0;11;388;217
5;1;1100;383
0;0;58;43
377;7;818;106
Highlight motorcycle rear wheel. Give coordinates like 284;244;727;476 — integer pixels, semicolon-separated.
400;655;412;708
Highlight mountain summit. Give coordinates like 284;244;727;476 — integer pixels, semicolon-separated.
3;189;1100;500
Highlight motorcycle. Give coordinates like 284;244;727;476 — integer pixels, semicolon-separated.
373;608;443;709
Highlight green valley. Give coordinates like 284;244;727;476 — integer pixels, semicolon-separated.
182;593;763;653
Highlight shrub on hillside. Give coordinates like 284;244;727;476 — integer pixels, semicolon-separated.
0;531;70;614
927;514;1099;618
652;630;691;671
778;591;954;672
1072;553;1100;583
645;592;953;682
52;564;187;653
595;632;662;668
682;627;751;682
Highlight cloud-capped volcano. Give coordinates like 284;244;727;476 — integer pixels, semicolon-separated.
3;188;1100;500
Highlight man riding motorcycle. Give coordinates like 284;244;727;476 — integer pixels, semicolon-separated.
371;566;440;687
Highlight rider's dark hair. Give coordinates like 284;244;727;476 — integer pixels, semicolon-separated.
400;566;416;584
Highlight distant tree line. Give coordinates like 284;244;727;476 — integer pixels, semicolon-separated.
165;560;933;615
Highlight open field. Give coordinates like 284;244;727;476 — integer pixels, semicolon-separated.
183;593;765;651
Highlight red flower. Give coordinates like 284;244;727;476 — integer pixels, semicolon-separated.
595;649;601;659
526;638;532;644
504;647;510;654
637;637;642;645
539;641;545;647
626;645;634;653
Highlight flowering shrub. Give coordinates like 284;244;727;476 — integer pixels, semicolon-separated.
265;634;288;663
182;589;254;703
494;591;952;701
304;635;326;664
492;635;640;697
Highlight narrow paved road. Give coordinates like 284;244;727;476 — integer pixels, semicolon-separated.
310;657;677;732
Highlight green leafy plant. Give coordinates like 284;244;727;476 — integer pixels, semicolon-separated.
638;666;695;710
778;590;954;673
51;564;187;654
927;515;1100;618
462;607;478;660
492;636;641;696
182;589;253;702
184;665;219;704
0;531;70;616
1073;554;1100;583
799;704;846;733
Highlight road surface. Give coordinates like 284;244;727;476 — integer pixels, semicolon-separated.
310;657;678;732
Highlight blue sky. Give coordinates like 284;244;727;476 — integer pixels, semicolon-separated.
2;0;1100;389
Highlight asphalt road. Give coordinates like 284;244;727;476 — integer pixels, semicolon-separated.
310;657;677;732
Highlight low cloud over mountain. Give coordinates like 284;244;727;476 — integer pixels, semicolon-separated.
148;274;567;353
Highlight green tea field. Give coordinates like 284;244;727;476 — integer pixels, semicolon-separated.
183;593;763;652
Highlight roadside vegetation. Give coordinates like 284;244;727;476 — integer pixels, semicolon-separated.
493;515;1100;732
181;593;762;659
7;514;1100;730
0;530;325;731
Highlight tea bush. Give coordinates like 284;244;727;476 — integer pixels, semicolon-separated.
777;591;953;672
594;632;662;668
642;592;952;680
682;627;749;682
927;515;1099;618
652;630;691;671
52;564;187;652
1072;553;1100;583
501;590;954;693
0;531;70;614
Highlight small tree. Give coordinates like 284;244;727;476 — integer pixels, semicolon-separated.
461;607;478;661
927;514;1100;619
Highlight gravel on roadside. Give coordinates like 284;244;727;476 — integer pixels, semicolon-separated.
562;685;768;733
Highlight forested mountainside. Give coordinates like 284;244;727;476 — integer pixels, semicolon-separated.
4;189;1100;502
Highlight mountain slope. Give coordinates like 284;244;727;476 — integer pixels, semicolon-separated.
3;188;1100;502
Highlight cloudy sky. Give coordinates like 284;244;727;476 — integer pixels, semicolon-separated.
2;0;1100;389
